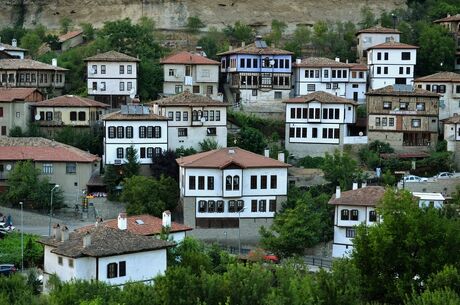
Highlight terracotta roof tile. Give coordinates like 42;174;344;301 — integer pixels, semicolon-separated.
217;43;293;56
293;57;352;68
0;42;27;51
442;115;460;124
160;51;219;65
84;50;140;62
78;214;192;236
350;64;368;70
0;88;42;102
149;91;229;107
58;30;83;42
102;109;168;121
39;226;174;258
328;186;385;206
434;14;460;23
356;26;401;35
366;85;439;97
177;147;291;169
414;71;460;83
284;91;358;105
34;95;109;108
0;59;67;71
368;41;418;50
0;137;99;163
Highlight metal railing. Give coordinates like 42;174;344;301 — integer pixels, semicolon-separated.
303;255;333;269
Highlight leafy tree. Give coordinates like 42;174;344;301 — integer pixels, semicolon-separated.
19;32;41;58
381;169;397;186
283;25;311;58
0;233;43;267
175;146;198;157
321;150;359;190
80;23;95;41
59;17;73;34
0;26;26;45
197;27;229;60
358;6;378;29
0;274;38;305
150;150;179;181
224;21;255;44
102;165;123;199
124;146;140;178
405;288;460;305
54;126;103;155
186;16;205;34
46;34;61;51
265;19;287;46
8;126;23;137
199;138;219;151
235;127;267;154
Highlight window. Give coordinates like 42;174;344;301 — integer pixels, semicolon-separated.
307;84;315;91
108;126;116;138
377;52;381;60
208;176;214;190
119;261;126;277
416;102;425;111
216;111;221;121
312;128;318;138
217;200;224;213
43;164;53;174
203;111;208;121
382;117;387;126
383;101;392;110
269;200;276;212
369;210;377;222
207;86;213;95
175;85;183;94
189;176;196;190
346;228;356;238
116;148;124;159
107;263;118;278
168;111;174;120
119;65;125;74
66;163;76;174
399;67;403;74
250;175;257;189
253;58;258;68
126;126;133;138
412;119;421;128
270;175;277;189
16;112;20;118
456;85;460;94
198;200;207;213
207;127;216;136
233;175;239;190
99;65;106;74
70;111;77;121
240;58;245;68
225;175;232;191
351;209;359;221
127;82;132;92
101;82;106;91
78;112;86;121
377;67;381;74
237;200;244;212
384;52;388;60
119;82;125;91
324;70;329;78
46;111;53;121
117;126;124;138
340;209;349;220
326;83;331;89
401;52;411;60
261;175;267;189
384;67;388;74
198;176;205;190
58;256;63;265
178;128;188;137
274;91;282;99
154;147;162;158
68;259;74;268
406;67;410;75
183;112;189;121
175;111;181;121
228;200;237;213
389;118;394;127
251;200;257;212
147;147;153;158
207;200;215;213
259;200;266;212
193;86;200;94
92;65;97;74
154;126;162;138
127;65;132;74
290;108;295;119
400;102;408;110
139;126;146;138
289;127;295;138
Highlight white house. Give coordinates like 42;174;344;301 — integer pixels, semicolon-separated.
414;72;460;120
160;50;221;101
367;40;418;90
85;51;140;109
356;26;401;63
0;39;26;59
329;185;385;258
102;104;168;167
176;147;290;245
149;91;228;151
443;115;460;169
38;219;174;289
412;192;445;209
284;91;365;158
292;57;367;104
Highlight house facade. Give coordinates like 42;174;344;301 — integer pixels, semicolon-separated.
284;91;364;157
434;14;460;71
0;59;67;95
85;51;140;109
38;222;173;289
0;137;99;200
0;40;26;59
161;51;221;100
443;115;460;169
367;85;440;152
58;30;84;52
414;72;460;120
218;37;293;105
102;104;168;167
329;185;385;258
33;95;109;136
292;57;367;104
176;147;289;245
149;91;228;151
367;40;417;90
356;26;401;63
0;88;44;136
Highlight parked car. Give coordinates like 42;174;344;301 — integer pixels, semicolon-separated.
402;175;428;183
0;264;16;276
0;222;15;232
433;172;454;179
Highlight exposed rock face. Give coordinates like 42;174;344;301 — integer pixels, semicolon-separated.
0;0;405;32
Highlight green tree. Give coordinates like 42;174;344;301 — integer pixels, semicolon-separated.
235;127;267;154
8;126;23;137
80;23;95;41
124;146;140;178
197;27;229;60
358;6;378;29
186;16;205;34
224;21;255;44
199;138;219;152
150;150;179;181
283;25;311;58
59;16;73;34
103;165;123;199
19;32;41;58
265;19;287;46
0;233;43;268
321;150;359;190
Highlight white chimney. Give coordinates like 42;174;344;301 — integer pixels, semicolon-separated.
162;210;171;228
83;232;91;247
361;182;367;188
95;217;103;227
61;226;69;242
264;148;270;158
11;39;17;47
241;41;245;48
51;58;57;67
53;223;61;240
118;212;127;230
335;57;340;62
335;186;341;199
296;58;301;64
352;182;358;190
277;152;285;162
228;45;233;51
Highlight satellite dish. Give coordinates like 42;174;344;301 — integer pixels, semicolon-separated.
34;114;41;121
129;92;135;99
90;68;96;74
269;59;275;66
5;164;12;171
200;117;206;123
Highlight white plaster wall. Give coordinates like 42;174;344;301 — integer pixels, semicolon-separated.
169;126;227;151
238;88;290;103
195;196;277;218
43;246;77;282
332;243;353;258
368;49;416;65
357;33;400;59
87;61;137;96
242;168;288;196
184;168;223;197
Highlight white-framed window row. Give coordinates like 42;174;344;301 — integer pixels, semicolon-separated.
374;116;395;128
197;198;276;214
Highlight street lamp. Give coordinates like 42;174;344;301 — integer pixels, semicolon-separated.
391;13;397;29
19;201;23;272
238;207;246;255
48;185;60;236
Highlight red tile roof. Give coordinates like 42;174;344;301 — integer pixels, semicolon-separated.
58;30;83;42
284;91;358;105
414;71;460;83
149;91;228;107
160;51;219;65
366;85;439;97
356;26;401;35
0;137;100;163
34;95;109;108
434;14;460;23
350;64;368;70
368;41;418;50
328;186;385;206
78;214;192;236
217;43;293;56
0;88;42;102
177;147;290;169
84;50;140;62
293;57;351;68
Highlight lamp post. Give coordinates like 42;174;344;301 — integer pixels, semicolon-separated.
391;13;397;29
19;201;23;272
48;185;60;236
238;207;246;256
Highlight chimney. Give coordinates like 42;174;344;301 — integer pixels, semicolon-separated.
241;41;245;48
52;58;57;67
162;210;171;228
118;212;127;230
53;224;61;240
277;152;285;162
264;148;270;158
95;217;103;227
255;35;262;41
296;58;301;64
346;59;349;64
361;182;367;188
352;182;358;190
228;45;233;51
82;232;91;247
335;57;340;62
61;226;69;242
11;39;17;47
335;186;341;199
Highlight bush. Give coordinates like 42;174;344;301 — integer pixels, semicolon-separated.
298;156;325;168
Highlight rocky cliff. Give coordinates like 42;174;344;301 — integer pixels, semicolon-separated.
0;0;405;32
